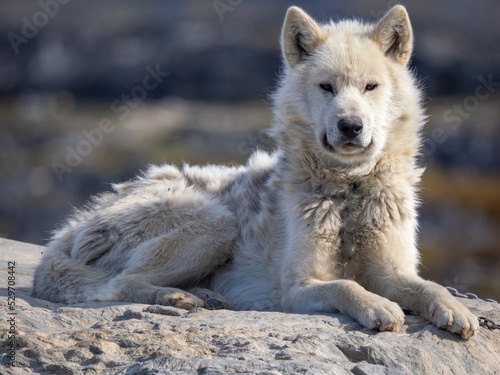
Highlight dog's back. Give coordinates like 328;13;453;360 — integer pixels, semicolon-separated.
32;152;278;307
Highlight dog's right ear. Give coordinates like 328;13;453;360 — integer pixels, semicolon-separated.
281;7;325;67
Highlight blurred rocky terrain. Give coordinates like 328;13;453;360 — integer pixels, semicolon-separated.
0;0;499;300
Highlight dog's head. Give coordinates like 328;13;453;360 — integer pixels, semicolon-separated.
274;6;422;168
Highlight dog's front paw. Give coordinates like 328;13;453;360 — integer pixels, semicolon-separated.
427;297;479;339
356;295;405;332
155;288;204;310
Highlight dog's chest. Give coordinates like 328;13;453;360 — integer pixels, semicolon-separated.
309;181;385;280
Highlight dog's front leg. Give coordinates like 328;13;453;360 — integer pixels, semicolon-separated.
281;278;405;332
279;223;405;332
363;227;479;339
368;272;479;339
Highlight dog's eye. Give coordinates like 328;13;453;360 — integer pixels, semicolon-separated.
319;83;334;93
365;83;378;91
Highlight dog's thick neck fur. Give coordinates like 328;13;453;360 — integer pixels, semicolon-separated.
271;104;425;195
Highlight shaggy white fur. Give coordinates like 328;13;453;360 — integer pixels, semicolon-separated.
33;6;478;339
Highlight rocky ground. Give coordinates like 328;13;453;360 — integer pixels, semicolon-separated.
1;238;499;375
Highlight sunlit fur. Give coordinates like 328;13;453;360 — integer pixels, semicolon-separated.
32;6;478;339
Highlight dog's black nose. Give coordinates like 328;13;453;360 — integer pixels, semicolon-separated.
338;117;363;139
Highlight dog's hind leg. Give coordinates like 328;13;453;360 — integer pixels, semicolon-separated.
95;206;238;308
187;287;231;310
96;275;206;309
33;170;239;307
96;277;231;310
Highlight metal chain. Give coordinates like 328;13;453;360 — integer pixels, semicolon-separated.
445;286;498;303
478;317;500;331
445;286;499;331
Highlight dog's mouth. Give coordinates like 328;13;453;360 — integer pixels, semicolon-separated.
321;133;372;155
321;133;335;152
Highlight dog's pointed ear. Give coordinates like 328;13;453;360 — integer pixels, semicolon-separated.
372;5;413;65
281;6;326;67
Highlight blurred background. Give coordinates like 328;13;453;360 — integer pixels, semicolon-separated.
0;0;499;300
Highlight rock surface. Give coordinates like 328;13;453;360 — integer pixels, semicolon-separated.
0;238;499;375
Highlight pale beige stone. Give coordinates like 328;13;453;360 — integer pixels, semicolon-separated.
1;238;499;374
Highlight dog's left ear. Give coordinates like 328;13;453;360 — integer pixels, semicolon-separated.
372;5;413;65
281;6;326;67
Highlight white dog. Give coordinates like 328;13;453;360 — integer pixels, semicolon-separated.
33;6;479;339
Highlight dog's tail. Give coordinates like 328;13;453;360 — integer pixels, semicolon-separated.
31;236;113;304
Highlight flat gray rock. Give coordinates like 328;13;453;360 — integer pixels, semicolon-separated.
1;238;499;374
